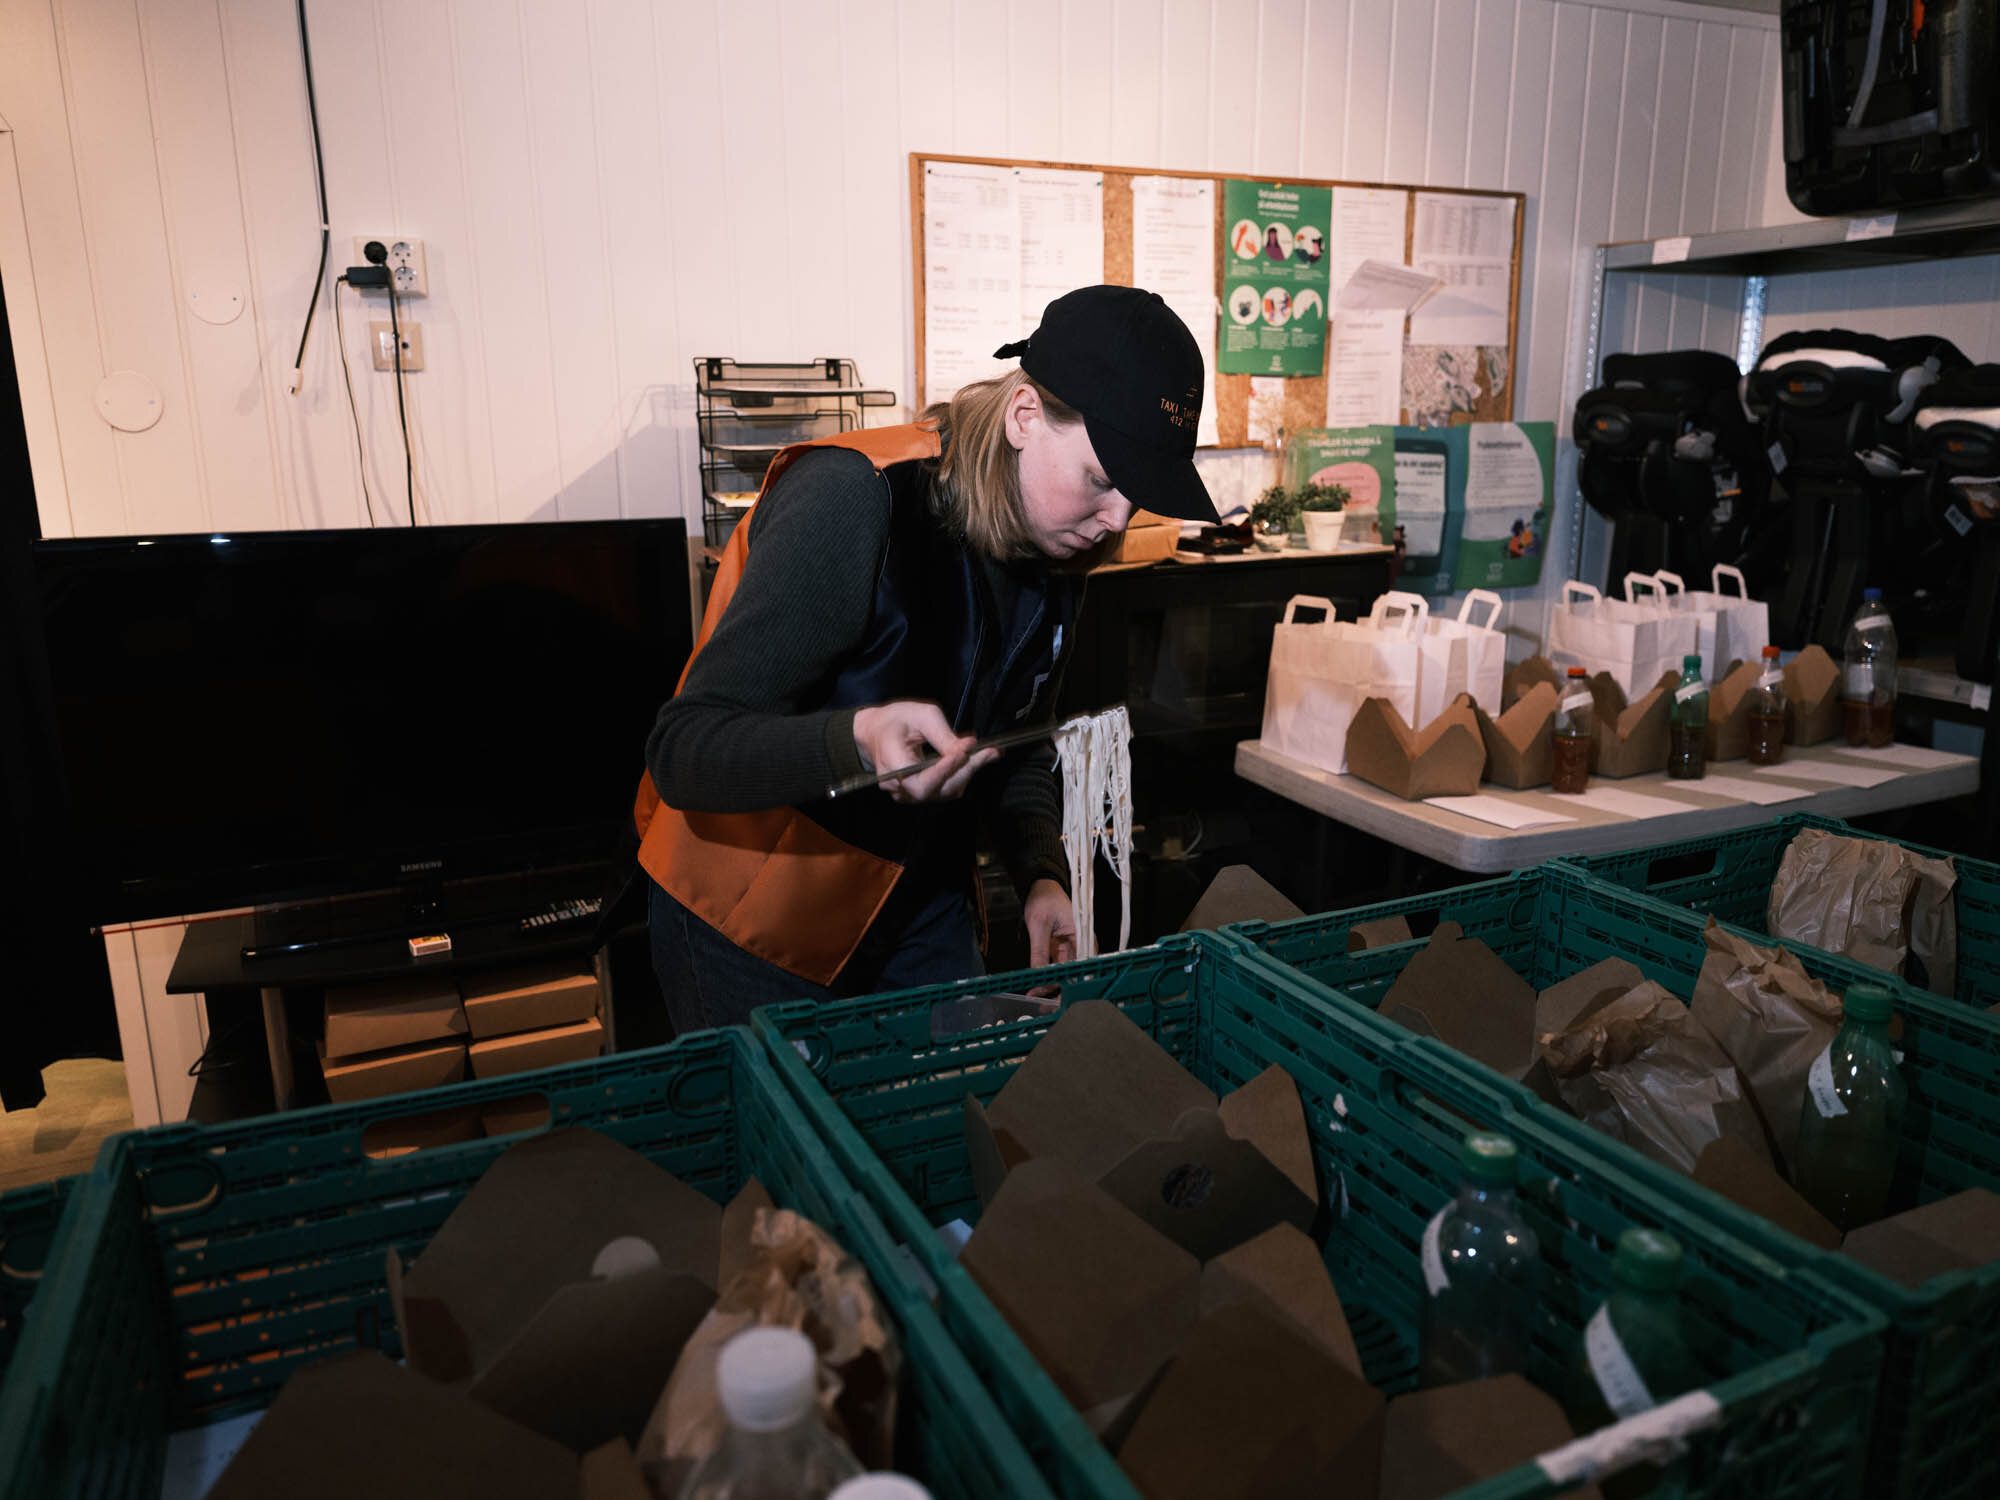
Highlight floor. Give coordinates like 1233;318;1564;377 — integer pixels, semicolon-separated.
0;1059;132;1195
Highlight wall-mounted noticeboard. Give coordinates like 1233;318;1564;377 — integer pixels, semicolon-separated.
911;153;1526;448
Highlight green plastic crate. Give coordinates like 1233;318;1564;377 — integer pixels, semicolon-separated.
1223;864;2000;1500
0;1178;75;1384
0;1028;1057;1500
754;932;1884;1500
1558;811;2000;1008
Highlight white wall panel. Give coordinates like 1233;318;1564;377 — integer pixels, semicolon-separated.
8;0;1793;547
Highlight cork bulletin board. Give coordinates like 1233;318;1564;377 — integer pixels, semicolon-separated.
911;153;1526;447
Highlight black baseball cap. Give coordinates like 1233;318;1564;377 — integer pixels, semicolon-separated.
994;285;1215;522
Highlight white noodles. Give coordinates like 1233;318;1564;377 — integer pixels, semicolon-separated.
1053;705;1135;958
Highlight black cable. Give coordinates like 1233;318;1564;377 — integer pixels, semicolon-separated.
289;0;330;394
387;282;415;525
332;276;377;526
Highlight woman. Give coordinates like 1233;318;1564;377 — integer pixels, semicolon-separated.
635;285;1214;1034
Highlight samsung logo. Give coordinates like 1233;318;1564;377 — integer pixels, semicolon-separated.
399;859;444;874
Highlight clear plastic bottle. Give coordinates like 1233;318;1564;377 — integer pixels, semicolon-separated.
830;1479;931;1500
1566;1228;1707;1436
1667;654;1708;780
1792;982;1908;1232
1745;644;1787;766
678;1328;863;1500
1842;588;1898;748
1552;667;1594;794
1419;1132;1547;1386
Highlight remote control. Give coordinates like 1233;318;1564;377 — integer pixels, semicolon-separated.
521;896;601;935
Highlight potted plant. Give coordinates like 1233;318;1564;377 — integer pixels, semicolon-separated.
1249;486;1301;550
1299;482;1351;551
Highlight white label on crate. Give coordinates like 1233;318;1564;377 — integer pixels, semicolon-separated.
1586;1304;1657;1419
1768;441;1788;474
1675;681;1706;703
1854;613;1893;632
1845;213;1898;242
1807;1044;1849;1118
1847;664;1875;698
1759;671;1783;690
1974;684;1993;711
1562;691;1594;712
1422;1208;1451;1296
1652;236;1693;265
1947;505;1974;537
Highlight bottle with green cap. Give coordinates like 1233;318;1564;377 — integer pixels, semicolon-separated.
1566;1228;1708;1437
1419;1131;1547;1387
1792;982;1908;1231
1668;653;1708;779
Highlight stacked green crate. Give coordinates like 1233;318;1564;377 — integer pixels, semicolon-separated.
0;1029;1064;1500
1560;811;2000;1007
755;931;1884;1500
0;1178;74;1383
1222;864;2000;1500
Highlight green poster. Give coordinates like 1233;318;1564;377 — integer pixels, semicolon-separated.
1287;426;1396;544
1220;179;1332;376
1452;421;1555;591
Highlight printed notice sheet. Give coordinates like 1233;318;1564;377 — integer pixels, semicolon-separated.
923;161;1021;402
1408;192;1515;348
1132;175;1220;445
1018;168;1103;328
1329;188;1410;300
1423;795;1576;830
1328;259;1439;427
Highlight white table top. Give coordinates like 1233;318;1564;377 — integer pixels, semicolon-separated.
1234;739;1980;873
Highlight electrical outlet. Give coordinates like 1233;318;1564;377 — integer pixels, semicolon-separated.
354;235;428;297
369;321;424;371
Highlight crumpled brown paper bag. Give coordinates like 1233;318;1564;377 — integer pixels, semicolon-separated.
1538;980;1774;1175
635;1206;899;1498
1691;919;1842;1174
1767;829;1958;994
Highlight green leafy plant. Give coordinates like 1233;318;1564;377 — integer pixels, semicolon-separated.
1298;482;1351;513
1249;485;1302;531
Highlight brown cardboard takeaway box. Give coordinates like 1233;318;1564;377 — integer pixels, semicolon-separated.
1841;1187;2000;1288
1503;655;1562;711
1100;508;1180;566
1344;694;1485;801
1704;659;1763;763
387;1127;763;1456
1785;644;1842;746
323;974;467;1059
469;1016;605;1080
318;1037;468;1104
1474;681;1557;790
1381;1375;1601;1500
462;962;600;1039
1587;670;1675;778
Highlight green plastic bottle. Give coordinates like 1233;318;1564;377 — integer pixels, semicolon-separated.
1567;1229;1707;1435
1419;1132;1546;1386
1667;654;1707;779
1792;982;1908;1231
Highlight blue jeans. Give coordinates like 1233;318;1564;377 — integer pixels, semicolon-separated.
648;879;983;1036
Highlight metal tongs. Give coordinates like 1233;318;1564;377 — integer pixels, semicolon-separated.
825;719;1062;799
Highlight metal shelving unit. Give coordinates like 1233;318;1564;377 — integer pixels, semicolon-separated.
693;357;895;553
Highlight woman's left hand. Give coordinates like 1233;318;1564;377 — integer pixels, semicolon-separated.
1023;878;1077;968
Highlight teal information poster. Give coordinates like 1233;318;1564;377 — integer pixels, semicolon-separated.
1452;421;1554;590
1220;179;1332;376
1388;426;1463;600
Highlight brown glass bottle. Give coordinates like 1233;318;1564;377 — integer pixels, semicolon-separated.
1745;647;1786;765
1551;668;1593;794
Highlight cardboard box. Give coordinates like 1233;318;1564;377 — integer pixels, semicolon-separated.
1692;1137;1842;1250
1348;915;1415;953
1474;681;1557;789
1841;1187;2000;1288
1382;1375;1600;1500
469;1017;605;1080
1101;509;1180;566
1784;645;1842;746
1704;659;1764;762
1381;922;1539;1083
1587;670;1675;778
205;1351;584;1500
388;1128;764;1454
323;974;467;1060
1536;957;1647;1038
319;1038;468;1104
964;1000;1316;1262
1179;865;1304;933
1344;694;1485;801
1503;655;1562;712
462;964;601;1040
362;1102;488;1159
1199;1223;1363;1377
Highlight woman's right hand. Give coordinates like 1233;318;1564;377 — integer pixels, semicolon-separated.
852;701;997;803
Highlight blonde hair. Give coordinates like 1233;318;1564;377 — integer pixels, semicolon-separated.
922;370;1085;560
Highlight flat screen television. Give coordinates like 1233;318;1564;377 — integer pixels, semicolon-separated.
34;520;692;925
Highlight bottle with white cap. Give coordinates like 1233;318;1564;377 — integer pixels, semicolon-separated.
677;1327;863;1500
829;1477;932;1500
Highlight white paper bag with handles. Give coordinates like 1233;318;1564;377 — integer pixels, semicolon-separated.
1426;590;1506;712
1261;593;1430;774
1660;565;1770;678
1374;591;1469;730
1544;576;1700;700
